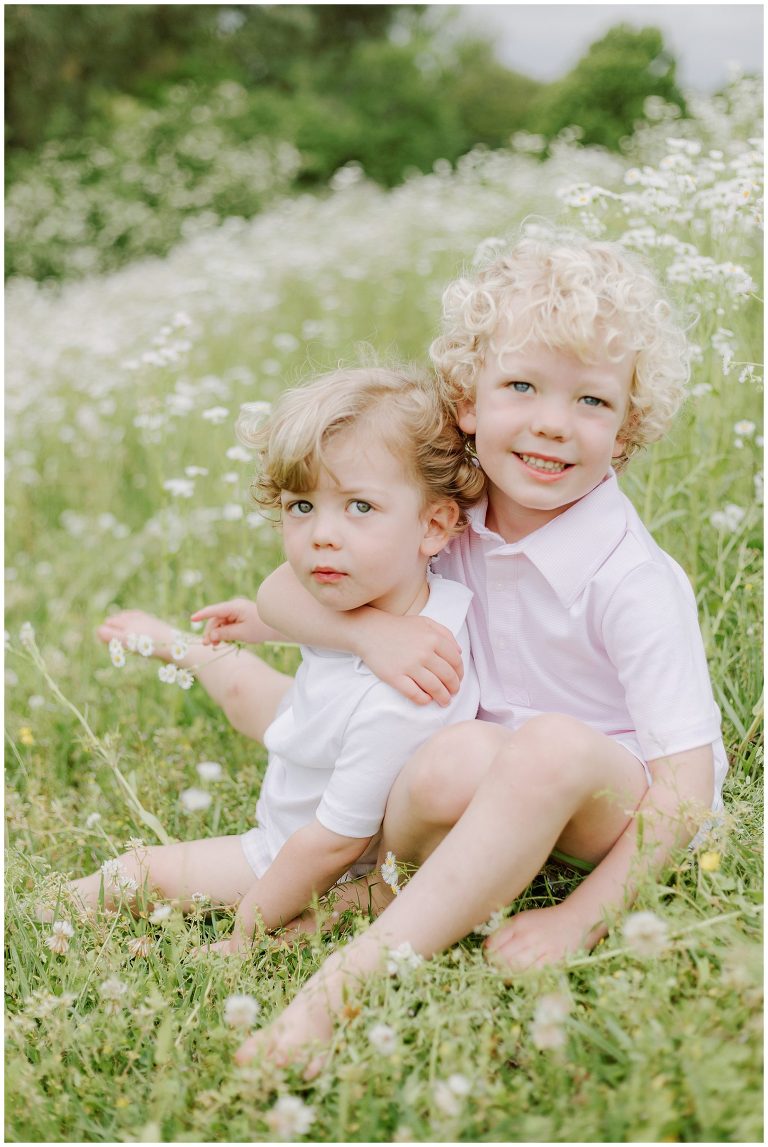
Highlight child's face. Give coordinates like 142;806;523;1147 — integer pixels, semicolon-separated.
458;337;633;542
279;426;451;615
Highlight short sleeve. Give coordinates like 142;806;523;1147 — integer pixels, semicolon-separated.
315;633;480;838
601;559;723;762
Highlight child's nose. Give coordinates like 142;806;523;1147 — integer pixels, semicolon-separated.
531;399;570;439
310;513;341;547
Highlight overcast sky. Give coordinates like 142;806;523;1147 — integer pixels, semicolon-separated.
450;4;763;91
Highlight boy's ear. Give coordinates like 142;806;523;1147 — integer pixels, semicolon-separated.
457;399;477;435
421;501;461;557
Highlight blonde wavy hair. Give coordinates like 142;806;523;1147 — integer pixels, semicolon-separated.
237;365;486;531
429;228;691;468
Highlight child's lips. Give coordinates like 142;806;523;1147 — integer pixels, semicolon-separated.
311;567;347;584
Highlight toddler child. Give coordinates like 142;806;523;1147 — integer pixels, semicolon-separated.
79;366;483;951
237;227;728;1065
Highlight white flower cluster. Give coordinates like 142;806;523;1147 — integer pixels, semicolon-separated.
223;993;261;1030
100;857;139;898
265;1094;316;1140
45;920;75;955
380;850;400;896
622;909;670;957
710;504;747;533
386;941;423;977
433;1073;473;1116
368;1022;398;1055
530;991;572;1051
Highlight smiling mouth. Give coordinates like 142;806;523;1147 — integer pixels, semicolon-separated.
515;452;573;474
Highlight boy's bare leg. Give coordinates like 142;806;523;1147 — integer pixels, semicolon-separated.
69;835;257;918
238;714;648;1067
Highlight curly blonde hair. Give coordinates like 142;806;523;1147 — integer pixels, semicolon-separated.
429;228;690;467
237;366;485;531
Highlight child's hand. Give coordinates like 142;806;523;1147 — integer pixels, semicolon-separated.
357;612;464;707
190;597;265;646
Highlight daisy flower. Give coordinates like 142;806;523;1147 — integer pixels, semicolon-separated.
223;994;261;1029
180;788;212;813
622;910;670;957
265;1095;316;1140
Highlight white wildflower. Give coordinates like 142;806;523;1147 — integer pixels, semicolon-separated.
710;503;746;532
125;632;140;652
222;502;244;521
45;920;75;955
180;787;212;813
623;910;670;957
265;1095;316;1140
368;1022;398;1055
386;941;423;977
226;445;253;463
163;478;195;498
158;663;178;684
177;668;194;690
149;904;173;925
19;621;35;649
100;858;138;897
202;406;230;425
99;976;128;1013
109;639;126;668
223;993;261;1029
85;812;102;828
433;1080;462;1117
196;760;223;782
184;465;209;477
380;850;400;896
136;634;155;657
474;909;506;936
734;419;756;437
126;935;154;959
190;891;210;906
530;992;571;1051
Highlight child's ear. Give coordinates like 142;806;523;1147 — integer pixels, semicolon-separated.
457;398;477;436
421;501;461;557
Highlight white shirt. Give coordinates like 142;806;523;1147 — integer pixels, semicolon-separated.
435;472;728;802
255;575;480;858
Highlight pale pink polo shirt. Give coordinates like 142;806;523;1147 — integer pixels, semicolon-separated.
435;471;728;804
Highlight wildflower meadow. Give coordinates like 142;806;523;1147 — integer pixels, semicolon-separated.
5;76;764;1142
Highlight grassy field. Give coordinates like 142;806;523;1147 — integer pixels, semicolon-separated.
5;79;764;1142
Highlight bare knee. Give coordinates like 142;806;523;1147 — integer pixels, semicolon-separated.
402;720;506;826
491;714;598;796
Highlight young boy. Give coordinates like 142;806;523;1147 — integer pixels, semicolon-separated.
214;231;728;1065
84;367;483;950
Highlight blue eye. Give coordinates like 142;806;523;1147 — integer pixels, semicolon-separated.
348;500;373;516
580;395;606;407
510;381;532;393
287;500;313;516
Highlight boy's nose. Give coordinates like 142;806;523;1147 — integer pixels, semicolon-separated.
310;515;341;548
531;400;569;439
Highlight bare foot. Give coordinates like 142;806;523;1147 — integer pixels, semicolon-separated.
96;609;182;663
235;1001;331;1080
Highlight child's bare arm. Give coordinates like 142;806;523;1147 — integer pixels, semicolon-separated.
487;744;715;967
230;822;373;949
257;563;464;706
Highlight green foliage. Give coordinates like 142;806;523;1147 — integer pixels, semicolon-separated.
449;39;544;150
529;24;687;150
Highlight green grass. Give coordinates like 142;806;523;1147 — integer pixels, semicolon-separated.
5;80;763;1142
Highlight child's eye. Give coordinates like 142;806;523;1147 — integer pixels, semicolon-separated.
580;395;607;407
286;500;314;516
509;381;532;393
348;500;373;516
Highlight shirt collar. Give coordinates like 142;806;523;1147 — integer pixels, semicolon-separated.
468;472;629;608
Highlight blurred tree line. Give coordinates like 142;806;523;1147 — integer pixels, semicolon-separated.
5;5;690;280
6;5;686;176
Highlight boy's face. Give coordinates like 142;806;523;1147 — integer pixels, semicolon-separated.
458;336;633;542
279;425;453;615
